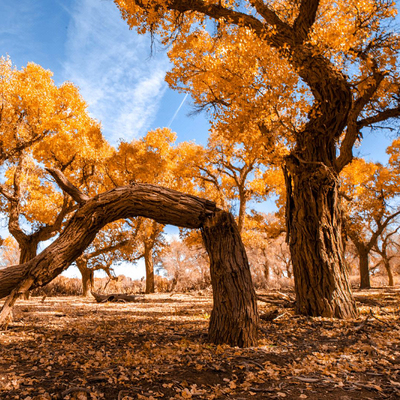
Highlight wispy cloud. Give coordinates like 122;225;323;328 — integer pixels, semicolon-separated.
168;93;189;128
63;0;169;145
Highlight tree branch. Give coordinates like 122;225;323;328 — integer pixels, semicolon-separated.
357;105;400;129
293;0;320;43
46;168;90;205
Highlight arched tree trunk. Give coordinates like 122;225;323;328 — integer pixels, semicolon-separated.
202;211;259;347
284;158;357;318
144;242;154;294
0;175;258;347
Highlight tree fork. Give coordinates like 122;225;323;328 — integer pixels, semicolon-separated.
0;171;258;346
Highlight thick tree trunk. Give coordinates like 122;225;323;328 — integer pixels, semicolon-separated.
0;181;257;347
144;243;154;294
358;248;371;289
202;211;259;347
76;259;94;297
19;242;38;265
284;157;357;318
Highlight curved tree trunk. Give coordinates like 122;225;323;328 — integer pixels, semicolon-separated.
202;211;259;347
284;158;357;318
144;243;155;294
0;179;258;347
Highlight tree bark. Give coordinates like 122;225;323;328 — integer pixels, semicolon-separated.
76;259;94;297
358;248;371;289
384;261;394;287
19;240;38;265
0;180;258;346
284;158;357;318
202;211;259;347
144;242;154;294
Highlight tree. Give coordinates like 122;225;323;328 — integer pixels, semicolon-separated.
105;128;180;293
341;158;400;289
0;155;74;266
373;226;400;286
138;219;165;293
0;58;111;269
114;0;400;317
75;220;143;296
159;239;210;291
0;169;259;347
177;130;284;233
0;57;90;163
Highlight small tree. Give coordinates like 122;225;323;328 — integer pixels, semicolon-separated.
373;226;400;286
341;158;400;288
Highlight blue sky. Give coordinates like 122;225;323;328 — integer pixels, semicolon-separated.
0;0;210;279
0;0;210;147
0;0;396;279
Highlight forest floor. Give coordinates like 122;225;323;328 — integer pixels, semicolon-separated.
0;288;400;400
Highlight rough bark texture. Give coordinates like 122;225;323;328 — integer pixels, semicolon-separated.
0;181;258;346
284;159;357;318
19;240;38;265
120;0;400;320
0;183;217;301
202;211;259;347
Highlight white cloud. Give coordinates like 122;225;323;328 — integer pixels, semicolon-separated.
63;0;169;145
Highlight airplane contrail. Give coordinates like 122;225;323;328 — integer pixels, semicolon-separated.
167;93;189;128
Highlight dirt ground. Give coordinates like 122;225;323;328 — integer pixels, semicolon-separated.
0;288;400;400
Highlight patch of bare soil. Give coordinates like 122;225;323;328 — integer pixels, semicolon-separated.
0;289;400;399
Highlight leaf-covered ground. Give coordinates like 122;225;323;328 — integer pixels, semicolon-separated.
1;289;400;400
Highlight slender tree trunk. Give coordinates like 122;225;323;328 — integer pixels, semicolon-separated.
144;243;154;294
358;248;371;289
384;261;394;287
237;193;247;234
76;259;94;297
262;249;270;287
202;210;259;347
263;262;270;286
284;157;357;318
